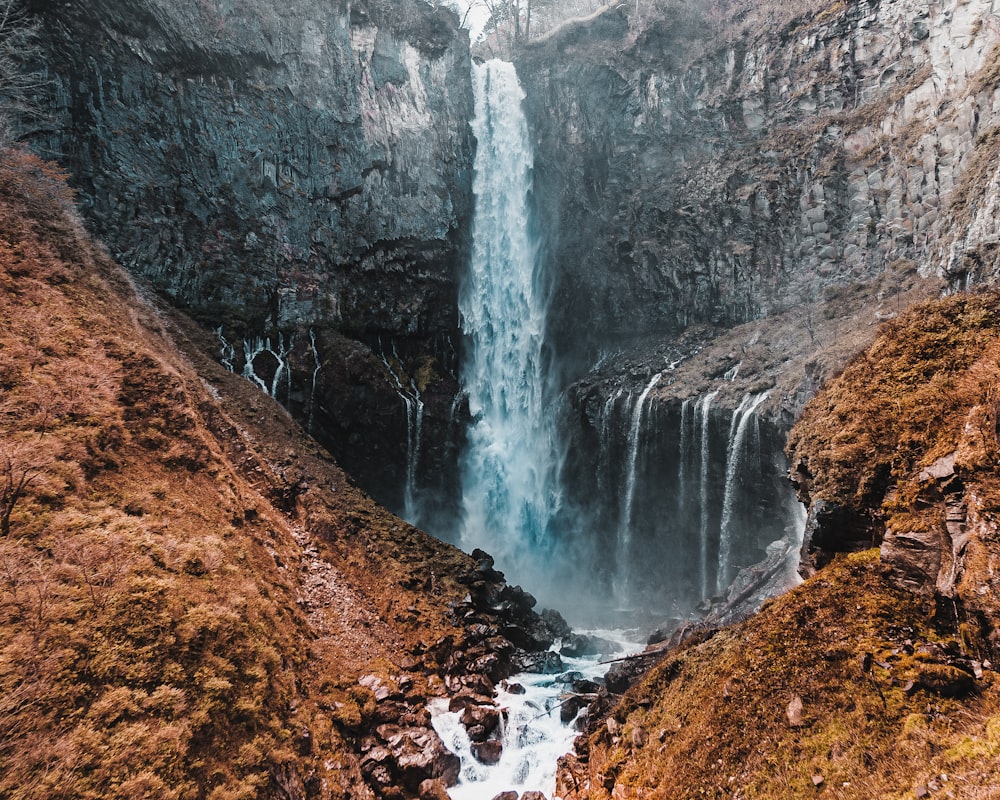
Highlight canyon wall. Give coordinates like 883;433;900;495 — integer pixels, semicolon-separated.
518;0;1000;377
28;0;474;516
508;0;1000;612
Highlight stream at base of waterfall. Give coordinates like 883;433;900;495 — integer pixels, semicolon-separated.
431;630;640;800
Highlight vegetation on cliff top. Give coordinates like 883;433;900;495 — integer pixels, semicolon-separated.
788;292;1000;522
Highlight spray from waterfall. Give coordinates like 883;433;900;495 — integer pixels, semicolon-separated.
458;60;560;580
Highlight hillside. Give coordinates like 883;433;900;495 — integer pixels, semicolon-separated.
0;147;559;800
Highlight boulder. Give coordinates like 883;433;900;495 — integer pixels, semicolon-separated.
419;779;452;800
514;651;564;675
560;633;612;657
460;704;501;737
786;695;805;727
914;663;976;697
382;727;461;790
448;693;494;713
470;739;503;765
559;694;585;724
605;657;655;694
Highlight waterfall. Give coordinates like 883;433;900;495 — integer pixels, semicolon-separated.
717;392;769;593
677;397;692;518
242;334;293;400
379;343;425;526
306;328;321;435
216;327;236;372
697;390;718;599
597;388;625;502
616;372;663;602
458;60;560;578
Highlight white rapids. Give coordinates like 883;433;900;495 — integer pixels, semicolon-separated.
431;631;638;800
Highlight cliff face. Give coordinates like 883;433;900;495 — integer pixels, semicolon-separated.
509;1;1000;616
518;0;1000;380
28;0;474;514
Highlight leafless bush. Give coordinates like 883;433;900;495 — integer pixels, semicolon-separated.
0;0;49;145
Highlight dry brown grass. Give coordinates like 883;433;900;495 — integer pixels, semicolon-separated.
788;292;1000;516
561;550;1000;800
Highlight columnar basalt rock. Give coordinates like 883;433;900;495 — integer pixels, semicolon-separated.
516;0;1000;373
29;0;474;514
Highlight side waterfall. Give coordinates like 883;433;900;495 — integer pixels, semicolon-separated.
697;390;719;600
616;371;664;602
457;60;560;580
582;384;799;613
717;392;769;593
379;344;425;526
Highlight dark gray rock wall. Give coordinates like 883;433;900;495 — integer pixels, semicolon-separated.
29;0;474;514
517;0;1000;378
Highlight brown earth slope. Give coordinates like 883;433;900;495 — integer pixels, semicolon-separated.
0;147;551;799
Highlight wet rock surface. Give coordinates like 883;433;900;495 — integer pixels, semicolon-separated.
30;0;474;513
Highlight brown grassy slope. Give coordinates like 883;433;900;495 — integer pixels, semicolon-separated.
558;551;1000;800
0;147;475;799
788;292;1000;520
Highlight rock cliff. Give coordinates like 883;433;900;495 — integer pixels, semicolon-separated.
28;0;474;515
508;0;1000;615
519;0;1000;377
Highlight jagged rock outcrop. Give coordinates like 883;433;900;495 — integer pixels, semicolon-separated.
28;0;474;515
787;292;1000;637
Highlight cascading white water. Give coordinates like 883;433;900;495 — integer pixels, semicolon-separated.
677;396;692;518
431;632;635;800
717;391;769;593
379;344;425;526
242;334;293;400
306;328;321;435
458;60;560;579
697;390;718;599
597;388;625;502
616;371;663;603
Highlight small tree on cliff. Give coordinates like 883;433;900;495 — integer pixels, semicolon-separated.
0;0;47;146
0;442;42;538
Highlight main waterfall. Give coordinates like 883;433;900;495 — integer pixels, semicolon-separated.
458;61;560;582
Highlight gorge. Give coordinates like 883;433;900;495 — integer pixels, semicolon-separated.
4;0;1000;798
